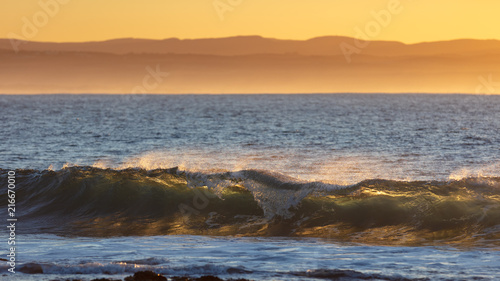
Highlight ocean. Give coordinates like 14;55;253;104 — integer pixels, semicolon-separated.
1;94;499;280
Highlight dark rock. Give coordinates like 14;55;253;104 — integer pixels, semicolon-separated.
19;263;43;274
124;271;167;281
195;276;224;281
127;274;252;281
91;278;121;281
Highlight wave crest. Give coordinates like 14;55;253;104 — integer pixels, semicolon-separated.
2;167;500;246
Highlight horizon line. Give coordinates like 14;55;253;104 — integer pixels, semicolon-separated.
0;92;497;96
2;35;500;45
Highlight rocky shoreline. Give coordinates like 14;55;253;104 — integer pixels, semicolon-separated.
16;263;252;281
52;271;251;281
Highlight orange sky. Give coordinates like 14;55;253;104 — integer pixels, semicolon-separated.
2;0;500;43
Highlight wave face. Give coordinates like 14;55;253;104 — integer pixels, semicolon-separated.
3;167;500;246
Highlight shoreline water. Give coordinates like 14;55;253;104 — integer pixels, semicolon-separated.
1;234;498;281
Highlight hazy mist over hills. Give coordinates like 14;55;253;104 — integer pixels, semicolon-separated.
1;36;499;94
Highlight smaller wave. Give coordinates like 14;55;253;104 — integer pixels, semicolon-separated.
293;269;422;281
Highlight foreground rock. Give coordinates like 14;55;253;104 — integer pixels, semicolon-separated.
19;263;44;274
118;271;251;281
88;271;254;281
124;271;167;281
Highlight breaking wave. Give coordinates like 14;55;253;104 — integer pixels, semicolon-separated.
2;167;500;246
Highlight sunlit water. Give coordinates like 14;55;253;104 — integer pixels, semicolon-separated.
1;94;499;280
2;94;500;183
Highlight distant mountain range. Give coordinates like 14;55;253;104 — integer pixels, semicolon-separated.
3;36;500;57
1;36;499;94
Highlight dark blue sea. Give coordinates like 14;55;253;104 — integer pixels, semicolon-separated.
1;94;499;280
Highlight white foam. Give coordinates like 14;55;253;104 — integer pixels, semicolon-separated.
448;162;500;181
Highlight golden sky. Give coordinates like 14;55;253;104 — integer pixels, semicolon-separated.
2;0;500;43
